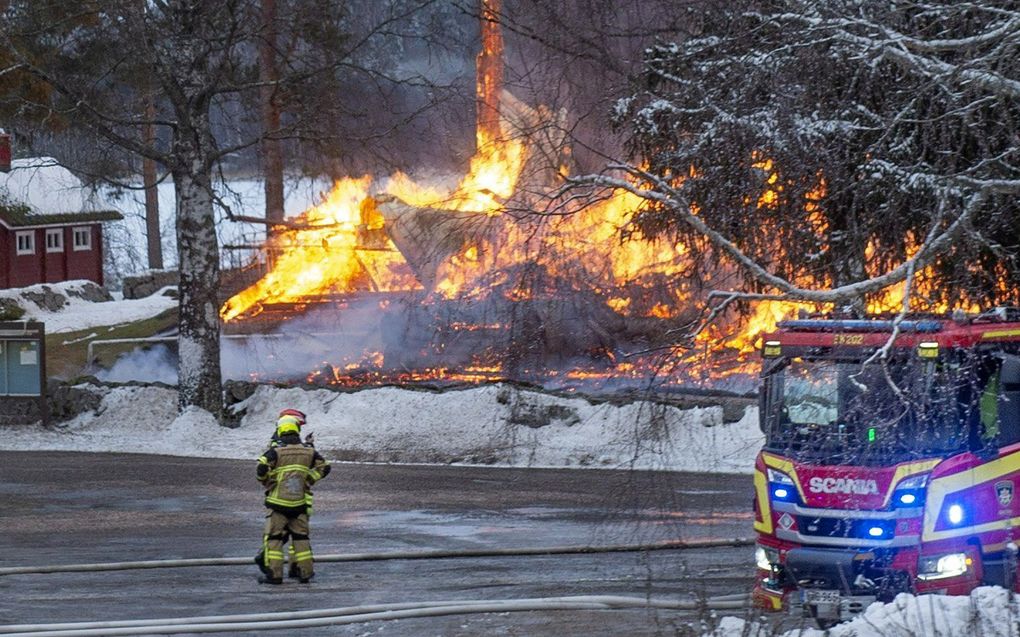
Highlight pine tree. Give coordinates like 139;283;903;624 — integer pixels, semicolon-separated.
610;0;1020;310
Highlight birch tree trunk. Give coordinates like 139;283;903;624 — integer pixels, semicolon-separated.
173;142;222;416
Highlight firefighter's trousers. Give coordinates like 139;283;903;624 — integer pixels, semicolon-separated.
262;509;313;580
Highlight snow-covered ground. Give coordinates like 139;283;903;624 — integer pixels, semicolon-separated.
0;280;176;333
5;382;764;472
709;586;1020;637
1;278;763;469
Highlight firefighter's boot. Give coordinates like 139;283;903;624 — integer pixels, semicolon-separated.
254;550;271;576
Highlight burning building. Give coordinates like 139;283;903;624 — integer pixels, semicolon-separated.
216;3;791;393
218;71;729;391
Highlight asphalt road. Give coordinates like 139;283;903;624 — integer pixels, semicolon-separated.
0;452;762;635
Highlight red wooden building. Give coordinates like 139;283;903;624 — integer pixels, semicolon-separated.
0;157;121;289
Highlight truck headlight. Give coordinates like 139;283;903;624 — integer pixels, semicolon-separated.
755;545;779;571
917;552;972;580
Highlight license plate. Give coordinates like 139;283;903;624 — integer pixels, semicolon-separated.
803;589;841;605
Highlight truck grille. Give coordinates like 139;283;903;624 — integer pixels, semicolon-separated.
797;516;895;540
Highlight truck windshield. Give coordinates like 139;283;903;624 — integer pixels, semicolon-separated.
762;354;979;464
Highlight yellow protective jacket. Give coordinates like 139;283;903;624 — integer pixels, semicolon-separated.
256;436;330;515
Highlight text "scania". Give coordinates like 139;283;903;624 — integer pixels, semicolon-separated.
808;477;879;495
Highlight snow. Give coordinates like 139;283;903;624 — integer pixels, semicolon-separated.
708;587;1020;637
2;382;765;472
0;280;176;333
0;157;95;214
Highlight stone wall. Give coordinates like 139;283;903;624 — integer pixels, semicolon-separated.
122;270;179;299
0;380;107;426
0;396;45;426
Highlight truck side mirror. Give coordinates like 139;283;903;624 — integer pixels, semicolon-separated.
998;355;1020;446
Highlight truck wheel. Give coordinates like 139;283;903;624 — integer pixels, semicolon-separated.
815;618;839;630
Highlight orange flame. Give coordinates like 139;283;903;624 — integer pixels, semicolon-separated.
220;176;418;321
386;128;527;214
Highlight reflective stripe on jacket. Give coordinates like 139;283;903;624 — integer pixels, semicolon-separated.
257;441;330;514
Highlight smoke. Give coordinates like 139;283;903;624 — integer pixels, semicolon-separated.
96;286;759;396
98;345;178;385
220;302;391;382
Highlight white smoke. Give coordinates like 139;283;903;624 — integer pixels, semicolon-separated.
96;299;402;386
97;345;178;385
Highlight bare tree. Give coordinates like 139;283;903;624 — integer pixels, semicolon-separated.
0;0;444;416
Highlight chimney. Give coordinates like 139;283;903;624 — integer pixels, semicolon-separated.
0;130;10;173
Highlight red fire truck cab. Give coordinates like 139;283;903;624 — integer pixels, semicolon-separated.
752;310;1020;626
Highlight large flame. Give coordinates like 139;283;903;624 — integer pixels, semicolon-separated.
220;176;418;321
386;128;526;214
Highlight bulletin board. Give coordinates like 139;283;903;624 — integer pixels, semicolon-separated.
0;321;47;424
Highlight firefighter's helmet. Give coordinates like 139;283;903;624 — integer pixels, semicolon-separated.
278;408;307;428
276;415;302;437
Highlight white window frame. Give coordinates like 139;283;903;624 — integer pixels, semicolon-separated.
45;228;64;253
15;230;35;256
72;226;92;251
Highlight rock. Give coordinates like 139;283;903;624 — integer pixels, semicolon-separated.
509;400;580;429
21;286;67;312
221;380;260;429
224;379;258;405
47;381;105;423
499;384;582;429
65;281;113;303
122;270;180;299
0;397;43;426
0;298;25;320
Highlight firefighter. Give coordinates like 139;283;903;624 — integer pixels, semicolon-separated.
255;414;331;584
256;408;314;574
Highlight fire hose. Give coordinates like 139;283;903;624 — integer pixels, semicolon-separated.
0;536;756;576
0;595;751;636
0;538;756;634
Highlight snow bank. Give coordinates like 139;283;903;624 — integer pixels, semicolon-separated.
708;587;1020;637
3;383;764;472
0;280;176;333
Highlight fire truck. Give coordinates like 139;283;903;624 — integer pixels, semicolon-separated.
751;310;1020;626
